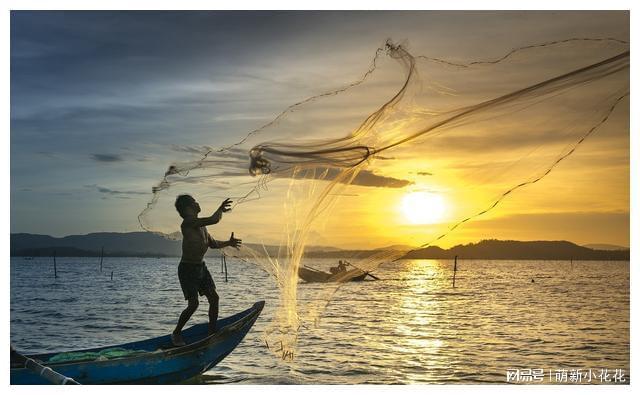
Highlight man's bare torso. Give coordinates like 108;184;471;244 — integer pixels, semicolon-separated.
180;222;210;264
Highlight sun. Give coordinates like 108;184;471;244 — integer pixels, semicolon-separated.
401;191;447;225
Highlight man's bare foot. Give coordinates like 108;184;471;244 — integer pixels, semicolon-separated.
171;331;186;347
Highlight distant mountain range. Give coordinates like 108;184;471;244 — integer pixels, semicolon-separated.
582;243;629;251
11;232;183;257
10;232;629;260
403;239;629;260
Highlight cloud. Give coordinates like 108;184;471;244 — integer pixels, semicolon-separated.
91;153;123;162
416;171;433;176
85;184;147;196
283;167;413;188
352;169;413;188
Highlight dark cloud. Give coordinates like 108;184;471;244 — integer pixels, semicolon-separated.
91;153;123;162
416;171;433;176
85;184;146;196
352;170;413;188
284;167;412;188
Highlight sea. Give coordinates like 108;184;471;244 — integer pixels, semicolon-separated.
10;257;630;384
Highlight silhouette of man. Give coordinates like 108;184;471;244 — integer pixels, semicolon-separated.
330;260;348;274
171;195;241;347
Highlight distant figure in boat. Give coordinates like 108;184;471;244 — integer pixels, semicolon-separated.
171;195;242;347
329;260;348;275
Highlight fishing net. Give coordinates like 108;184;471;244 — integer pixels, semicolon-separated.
138;38;629;361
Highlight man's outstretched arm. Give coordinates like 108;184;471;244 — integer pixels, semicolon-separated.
183;198;232;228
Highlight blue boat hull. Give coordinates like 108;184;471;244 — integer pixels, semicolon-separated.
11;301;264;384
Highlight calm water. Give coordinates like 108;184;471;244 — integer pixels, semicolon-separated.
10;257;629;384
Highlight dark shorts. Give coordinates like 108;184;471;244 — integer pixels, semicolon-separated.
178;261;216;300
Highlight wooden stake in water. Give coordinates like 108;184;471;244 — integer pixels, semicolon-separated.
223;254;228;283
99;246;104;272
452;255;458;288
53;250;58;279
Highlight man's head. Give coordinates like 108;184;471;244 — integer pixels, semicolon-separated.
175;194;201;218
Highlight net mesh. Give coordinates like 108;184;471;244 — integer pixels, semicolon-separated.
138;38;629;361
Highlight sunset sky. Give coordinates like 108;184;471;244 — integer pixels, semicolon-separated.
10;11;629;248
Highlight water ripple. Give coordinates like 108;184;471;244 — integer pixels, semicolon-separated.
10;257;629;384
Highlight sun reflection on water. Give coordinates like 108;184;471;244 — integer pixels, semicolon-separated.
389;259;454;382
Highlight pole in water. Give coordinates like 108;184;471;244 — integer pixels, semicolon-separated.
100;246;104;272
110;271;113;281
452;255;458;288
223;254;228;283
53;250;57;279
221;254;224;273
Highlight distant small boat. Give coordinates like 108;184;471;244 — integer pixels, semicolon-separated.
298;266;367;283
11;301;264;384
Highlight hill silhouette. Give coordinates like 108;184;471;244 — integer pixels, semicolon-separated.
403;239;629;260
11;232;182;257
582;243;628;251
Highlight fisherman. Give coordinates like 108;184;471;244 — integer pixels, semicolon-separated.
171;195;242;347
330;260;348;274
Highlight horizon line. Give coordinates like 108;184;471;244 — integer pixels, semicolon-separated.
9;231;631;251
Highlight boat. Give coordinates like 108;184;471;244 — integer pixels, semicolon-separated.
10;301;264;384
298;266;368;283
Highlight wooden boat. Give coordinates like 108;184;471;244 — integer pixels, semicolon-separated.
298;266;367;283
10;301;264;384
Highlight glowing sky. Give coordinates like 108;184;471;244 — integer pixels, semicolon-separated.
10;11;629;248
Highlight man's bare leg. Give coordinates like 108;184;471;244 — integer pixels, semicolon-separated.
172;297;199;346
205;290;220;335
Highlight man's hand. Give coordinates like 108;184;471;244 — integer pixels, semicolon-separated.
228;232;242;249
217;198;233;213
210;198;232;223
